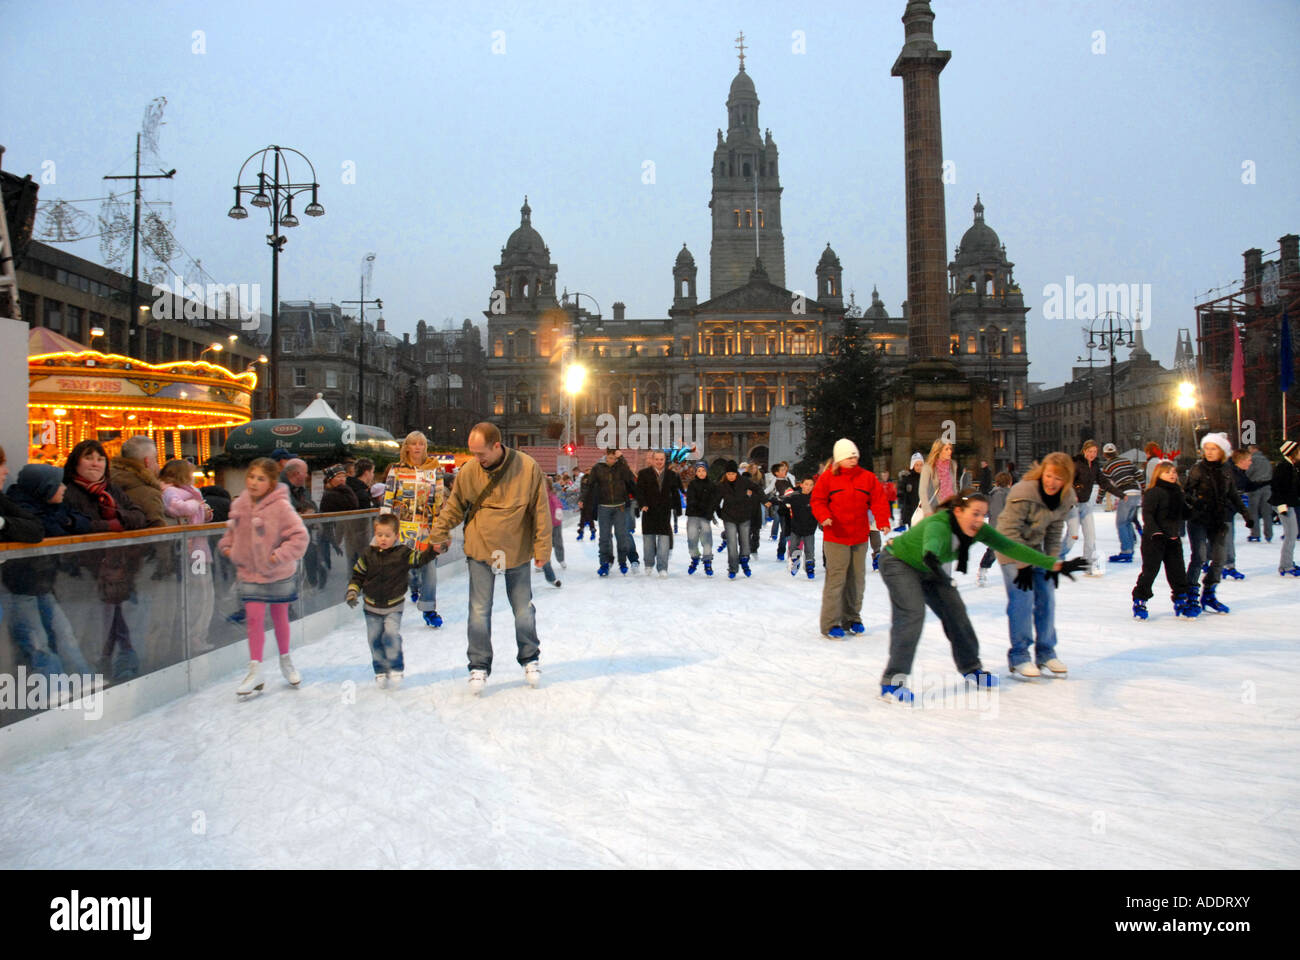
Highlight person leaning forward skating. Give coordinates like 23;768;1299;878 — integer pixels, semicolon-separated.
426;422;550;696
878;493;1082;702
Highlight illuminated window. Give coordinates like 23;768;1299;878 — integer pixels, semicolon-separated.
493;394;504;415
1012;335;1023;354
967;334;977;354
493;338;504;358
758;210;764;228
734;209;741;228
790;329;808;354
745;209;753;228
950;335;959;356
1015;389;1025;410
744;337;753;355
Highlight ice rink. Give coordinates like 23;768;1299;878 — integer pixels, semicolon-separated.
2;514;1297;869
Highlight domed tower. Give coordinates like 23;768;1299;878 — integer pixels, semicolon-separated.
491;196;559;315
815;243;843;311
949;194;1014;298
673;242;698;310
709;35;785;297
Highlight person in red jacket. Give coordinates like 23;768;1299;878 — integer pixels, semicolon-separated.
811;438;892;639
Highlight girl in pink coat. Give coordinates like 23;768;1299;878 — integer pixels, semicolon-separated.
160;459;213;525
218;458;309;697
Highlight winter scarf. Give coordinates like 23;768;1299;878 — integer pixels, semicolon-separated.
1039;479;1062;512
948;509;974;573
74;476;117;521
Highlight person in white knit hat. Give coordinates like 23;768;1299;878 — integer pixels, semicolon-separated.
809;438;891;639
895;452;924;532
1184;431;1251;613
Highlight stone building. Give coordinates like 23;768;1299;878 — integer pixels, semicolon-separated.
409;317;487;448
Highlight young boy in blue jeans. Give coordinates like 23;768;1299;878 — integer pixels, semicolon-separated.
347;514;439;687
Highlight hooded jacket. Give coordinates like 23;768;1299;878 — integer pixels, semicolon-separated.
6;465;88;539
1185;457;1250;532
218;483;309;583
995;477;1077;567
810;464;892;546
1142;478;1190;540
109;457;167;527
685;476;718;519
162;483;210;525
714;473;761;524
426;446;551;569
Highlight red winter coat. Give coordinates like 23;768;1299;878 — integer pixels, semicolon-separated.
810;464;892;546
883;481;898;505
218;483;309;583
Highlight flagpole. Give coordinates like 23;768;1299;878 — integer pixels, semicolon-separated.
1236;398;1242;442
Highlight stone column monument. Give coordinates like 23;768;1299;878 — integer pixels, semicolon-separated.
877;0;993;477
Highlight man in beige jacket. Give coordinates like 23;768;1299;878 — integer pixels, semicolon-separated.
429;421;551;695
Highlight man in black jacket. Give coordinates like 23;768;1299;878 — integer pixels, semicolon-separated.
715;460;760;577
636;450;681;577
1273;440;1299;576
320;465;360;512
583;448;639;576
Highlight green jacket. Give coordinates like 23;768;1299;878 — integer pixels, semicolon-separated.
885;510;1059;573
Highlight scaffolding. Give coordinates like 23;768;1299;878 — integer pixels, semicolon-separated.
1194;248;1300;447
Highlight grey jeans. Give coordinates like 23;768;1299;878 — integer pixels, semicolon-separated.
642;534;671;572
1277;508;1298;572
722;520;750;572
879;552;982;682
821;540;867;632
686;516;713;557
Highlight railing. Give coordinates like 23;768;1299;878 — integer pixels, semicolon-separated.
0;509;385;729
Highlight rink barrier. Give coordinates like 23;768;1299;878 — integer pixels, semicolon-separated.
0;509;465;768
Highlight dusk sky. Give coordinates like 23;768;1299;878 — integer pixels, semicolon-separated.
4;0;1299;387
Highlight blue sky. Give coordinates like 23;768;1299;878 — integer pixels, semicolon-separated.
4;0;1298;387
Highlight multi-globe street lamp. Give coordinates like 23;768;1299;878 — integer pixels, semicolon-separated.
227;145;324;418
1086;311;1136;447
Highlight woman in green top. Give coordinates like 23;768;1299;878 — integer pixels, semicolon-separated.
878;493;1086;703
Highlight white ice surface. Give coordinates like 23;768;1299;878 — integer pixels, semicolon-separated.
2;515;1297;869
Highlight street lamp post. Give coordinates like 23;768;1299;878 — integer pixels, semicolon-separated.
1075;345;1099;443
342;253;381;424
228;145;325;418
557;291;604;452
1086;312;1135;446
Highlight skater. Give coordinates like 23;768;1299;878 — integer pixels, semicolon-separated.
714;460;760;579
1098;442;1144;562
878;468;898;529
584;447;638;576
384;431;444;627
975;459;994;495
976;471;1012;586
1245;444;1274;542
785;476;819;579
1225;450;1261;579
1060;439;1103;574
995;452;1078;679
768;462;796;560
1272;440;1299;576
916;439;971;524
426;422;551;695
1185;433;1252;612
576;472;597;540
637;449;681;578
539;476;566;588
346;513;439;686
811;439;891;638
1185;429;1253;608
218;458;310;697
0;448;45;543
319;464;360;513
895;452;923;531
747;463;766;557
879;492;1079;702
1131;460;1199;620
684;462;717;576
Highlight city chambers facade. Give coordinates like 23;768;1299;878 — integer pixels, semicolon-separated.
483;56;1033;469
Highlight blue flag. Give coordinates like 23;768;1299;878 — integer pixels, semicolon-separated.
1282;311;1294;393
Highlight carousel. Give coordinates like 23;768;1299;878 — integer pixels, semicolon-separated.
27;327;256;468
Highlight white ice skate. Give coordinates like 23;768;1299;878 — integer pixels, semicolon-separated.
279;653;301;686
236;660;264;697
375;673;388;689
387;671;403;688
468;668;487;696
1040;658;1068;678
524;661;541;688
1010;662;1041;680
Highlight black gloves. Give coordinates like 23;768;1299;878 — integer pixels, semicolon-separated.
1013;566;1035;591
922;552;952;586
1045;571;1059;588
1059;557;1088;581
